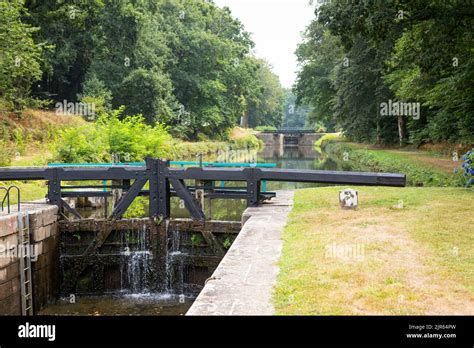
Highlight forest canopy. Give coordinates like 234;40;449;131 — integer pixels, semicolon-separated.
295;0;474;145
1;0;286;139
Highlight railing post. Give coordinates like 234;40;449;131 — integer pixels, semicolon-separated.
147;158;158;218
47;167;62;211
157;159;170;219
245;167;261;207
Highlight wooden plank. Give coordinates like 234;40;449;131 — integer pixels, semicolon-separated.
61;222;115;293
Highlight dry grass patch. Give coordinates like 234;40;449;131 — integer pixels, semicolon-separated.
274;187;474;315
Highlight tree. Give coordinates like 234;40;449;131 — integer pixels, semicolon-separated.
281;90;313;130
295;0;473;145
24;0;104;102
247;59;285;128
0;0;43;110
294;21;342;132
17;0;286;140
385;4;474;144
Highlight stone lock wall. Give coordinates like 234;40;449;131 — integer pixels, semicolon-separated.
255;132;324;147
0;205;59;315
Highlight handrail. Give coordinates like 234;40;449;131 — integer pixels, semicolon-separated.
0;185;21;214
0;187;7;212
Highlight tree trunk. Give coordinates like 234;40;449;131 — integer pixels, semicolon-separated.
240;111;249;128
397;115;406;146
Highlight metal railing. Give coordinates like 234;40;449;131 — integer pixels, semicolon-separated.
47;161;277;193
0;185;21;214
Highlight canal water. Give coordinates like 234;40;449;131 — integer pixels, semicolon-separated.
40;144;336;316
39;294;193;316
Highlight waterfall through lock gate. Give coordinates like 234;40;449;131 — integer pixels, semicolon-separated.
120;224;152;294
167;227;185;295
118;220;188;301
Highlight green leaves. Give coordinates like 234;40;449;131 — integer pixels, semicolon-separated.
54;108;172;163
2;0;286;139
0;1;43;109
247;58;285;129
295;0;473;145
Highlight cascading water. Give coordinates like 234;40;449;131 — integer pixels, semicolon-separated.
166;227;185;294
120;224;152;293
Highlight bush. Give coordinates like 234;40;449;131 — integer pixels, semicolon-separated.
457;149;473;187
12;128;30;155
227;127;263;149
170;141;229;160
0;139;13;166
231;134;262;149
314;133;342;149
54;108;173;163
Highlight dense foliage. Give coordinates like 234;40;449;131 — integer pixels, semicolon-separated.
53;107;262;163
1;0;285;139
246;59;285;129
295;1;474;145
281;89;317;130
54;107;173;163
0;1;43;110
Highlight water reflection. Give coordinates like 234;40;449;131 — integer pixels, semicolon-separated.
258;145;347;190
39;293;192;316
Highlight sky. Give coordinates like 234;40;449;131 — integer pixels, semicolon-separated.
214;0;315;88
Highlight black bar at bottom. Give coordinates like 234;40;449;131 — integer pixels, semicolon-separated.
0;315;472;345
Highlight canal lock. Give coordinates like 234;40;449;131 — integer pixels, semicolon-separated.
58;218;241;299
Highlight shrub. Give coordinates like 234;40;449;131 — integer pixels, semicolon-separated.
228;127;263;149
12;128;29;155
231;134;262;149
314;133;342;149
54;108;173;163
55;124;106;163
0;139;13;166
457;149;473;187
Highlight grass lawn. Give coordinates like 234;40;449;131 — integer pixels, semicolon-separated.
274;186;474;315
